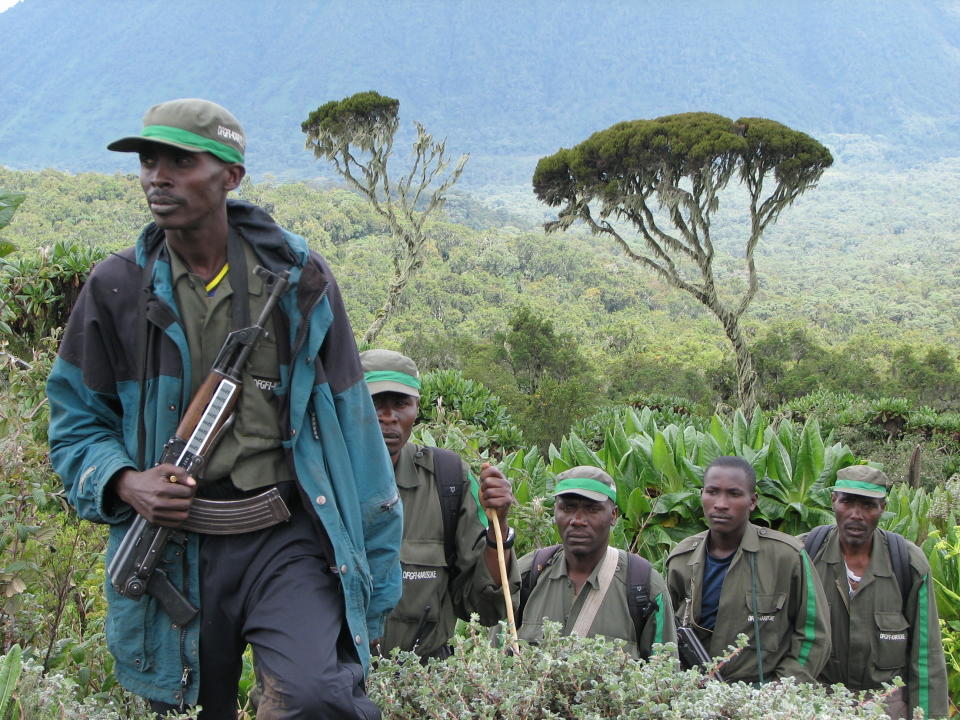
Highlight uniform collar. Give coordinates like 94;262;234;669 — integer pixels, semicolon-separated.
690;522;761;566
551;547;610;592
820;526;893;578
394;442;423;489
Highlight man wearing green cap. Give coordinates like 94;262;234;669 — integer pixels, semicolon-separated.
667;456;831;684
360;349;520;660
47;99;401;718
802;465;948;719
515;465;676;659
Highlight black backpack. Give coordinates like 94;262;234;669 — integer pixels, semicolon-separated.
516;545;657;658
429;447;467;574
803;525;911;613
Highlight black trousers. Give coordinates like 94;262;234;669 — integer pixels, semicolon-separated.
151;503;379;720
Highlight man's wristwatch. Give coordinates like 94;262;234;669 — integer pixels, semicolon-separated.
486;525;515;549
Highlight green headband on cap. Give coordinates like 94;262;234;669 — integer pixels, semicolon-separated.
554;477;617;502
833;479;887;495
364;370;421;391
141;125;244;163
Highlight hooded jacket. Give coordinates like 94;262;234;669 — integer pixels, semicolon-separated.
46;200;402;706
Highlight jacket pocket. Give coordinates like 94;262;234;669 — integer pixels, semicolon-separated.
873;612;909;670
105;592;153;673
743;592;787;653
394;540;449;623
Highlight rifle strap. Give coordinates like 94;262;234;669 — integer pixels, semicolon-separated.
136;240;163;470
226;227;250;330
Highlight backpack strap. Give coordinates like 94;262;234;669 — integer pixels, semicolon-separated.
626;552;655;659
802;524;832;561
881;529;912;615
516;544;561;628
429;447;466;573
806;525;911;615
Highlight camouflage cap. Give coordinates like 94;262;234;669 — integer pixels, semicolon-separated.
107;98;245;164
360;349;420;398
552;465;617;503
831;465;891;499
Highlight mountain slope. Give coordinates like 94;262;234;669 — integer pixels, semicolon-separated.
1;0;959;184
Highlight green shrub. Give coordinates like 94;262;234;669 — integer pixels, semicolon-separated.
0;239;104;357
368;620;893;719
416;368;525;455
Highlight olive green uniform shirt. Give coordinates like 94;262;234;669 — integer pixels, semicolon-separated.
666;523;831;684
168;235;289;490
801;527;948;718
517;547;677;659
380;443;520;657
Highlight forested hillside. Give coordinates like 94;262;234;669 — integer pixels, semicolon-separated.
1;0;959;184
3;164;959;456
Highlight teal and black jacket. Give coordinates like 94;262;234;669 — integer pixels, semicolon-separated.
46;200;402;706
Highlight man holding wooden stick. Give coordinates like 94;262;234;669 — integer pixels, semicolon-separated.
361;349;520;660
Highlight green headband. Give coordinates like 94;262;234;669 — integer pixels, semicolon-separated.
833;479;887;495
141;125;244;163
364;370;421;390
554;478;617;502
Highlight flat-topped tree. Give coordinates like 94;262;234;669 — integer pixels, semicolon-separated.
302;91;468;345
533;112;833;411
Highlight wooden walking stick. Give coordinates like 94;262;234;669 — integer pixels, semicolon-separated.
482;462;521;656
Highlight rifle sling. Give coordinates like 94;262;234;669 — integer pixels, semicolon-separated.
180;487;291;534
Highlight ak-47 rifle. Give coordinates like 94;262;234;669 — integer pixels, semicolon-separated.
676;622;724;682
107;266;290;627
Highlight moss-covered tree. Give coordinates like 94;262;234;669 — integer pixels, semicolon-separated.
533;113;833;411
302;91;468;345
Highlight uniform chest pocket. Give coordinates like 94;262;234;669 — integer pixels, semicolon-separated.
237;336;282;439
743;593;787;652
394;540;449;623
873;612;909;670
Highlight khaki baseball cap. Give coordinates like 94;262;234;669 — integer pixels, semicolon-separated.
108;98;245;164
552;465;617;503
830;465;891;499
360;349;420;398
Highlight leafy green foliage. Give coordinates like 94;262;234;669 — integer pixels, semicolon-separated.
0;239;105;357
0;644;22;720
534;112;833;410
302;92;468;344
302;91;400;156
0;191;26;259
536;408;855;565
369;619;891;719
416;368;524;454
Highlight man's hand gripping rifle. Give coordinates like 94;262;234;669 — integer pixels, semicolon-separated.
107;266;290;627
